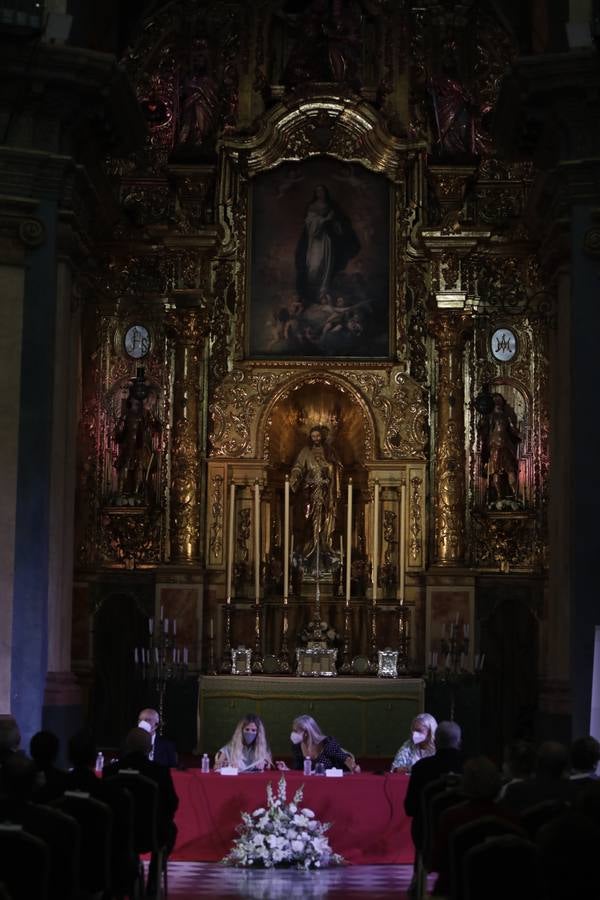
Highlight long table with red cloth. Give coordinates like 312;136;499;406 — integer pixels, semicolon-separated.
171;770;413;865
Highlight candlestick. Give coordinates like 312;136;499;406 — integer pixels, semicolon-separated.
345;477;353;606
149;618;154;635
283;475;290;599
254;480;260;604
399;483;406;602
372;480;380;604
173;619;177;636
226;480;235;602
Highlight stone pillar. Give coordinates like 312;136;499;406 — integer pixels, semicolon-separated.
168;308;208;564
0;209;27;714
432;310;472;566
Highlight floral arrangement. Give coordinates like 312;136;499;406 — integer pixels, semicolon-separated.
222;776;344;869
298;619;339;645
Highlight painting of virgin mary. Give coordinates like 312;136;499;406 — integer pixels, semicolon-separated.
248;157;390;359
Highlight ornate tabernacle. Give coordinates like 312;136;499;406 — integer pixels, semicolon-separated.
71;0;554;759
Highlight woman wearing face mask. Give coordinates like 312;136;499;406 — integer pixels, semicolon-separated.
391;713;437;774
275;714;360;773
214;714;273;772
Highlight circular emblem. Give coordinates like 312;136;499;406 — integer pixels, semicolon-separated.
490;328;517;363
123;324;150;359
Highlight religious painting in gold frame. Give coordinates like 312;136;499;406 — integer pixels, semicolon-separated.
247;157;392;360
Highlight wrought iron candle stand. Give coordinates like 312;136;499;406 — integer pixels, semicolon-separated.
134;613;188;734
439;621;470;675
219;600;233;673
396;604;411;673
339;602;353;674
251;601;264;674
278;598;291;674
207;632;217;675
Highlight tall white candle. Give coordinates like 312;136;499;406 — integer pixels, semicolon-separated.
209;617;214;640
372;480;380;604
399;483;406;603
283;475;290;600
226;480;235;602
345;478;353;605
254;480;261;604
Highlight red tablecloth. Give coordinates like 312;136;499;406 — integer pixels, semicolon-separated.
171;770;413;865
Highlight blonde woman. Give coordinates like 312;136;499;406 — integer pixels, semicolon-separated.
276;714;360;773
214;714;273;773
391;712;437;773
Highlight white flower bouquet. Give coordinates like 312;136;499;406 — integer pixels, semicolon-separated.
222;776;344;869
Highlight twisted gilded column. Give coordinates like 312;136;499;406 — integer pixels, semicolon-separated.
432;311;472;566
167;307;208;564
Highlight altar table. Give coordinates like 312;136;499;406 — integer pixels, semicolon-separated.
172;770;413;865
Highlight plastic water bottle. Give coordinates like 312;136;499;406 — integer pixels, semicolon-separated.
201;753;210;773
303;756;312;776
95;751;104;774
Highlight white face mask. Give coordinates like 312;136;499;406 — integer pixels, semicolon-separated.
412;731;427;745
290;731;304;745
243;730;257;744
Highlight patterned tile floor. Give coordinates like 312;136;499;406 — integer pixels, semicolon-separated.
160;862;424;899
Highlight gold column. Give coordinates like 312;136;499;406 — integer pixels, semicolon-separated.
167;308;207;564
432;311;472;565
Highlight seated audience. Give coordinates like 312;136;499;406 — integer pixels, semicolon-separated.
391;713;437;773
137;707;178;767
214;714;273;772
569;735;600;792
0;715;23;772
498;738;536;800
500;740;574;811
537;805;600;900
30;730;70;802
276;714;360;773
66;729;108;798
431;755;521;896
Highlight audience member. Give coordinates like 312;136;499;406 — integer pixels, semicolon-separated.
137;708;178;767
214;714;273;772
276;715;360;773
537;807;600;900
0;715;23;768
500;740;574;811
404;720;463;846
498;738;536;800
391;713;437;774
30;730;70;802
66;729;108;798
569;735;600;791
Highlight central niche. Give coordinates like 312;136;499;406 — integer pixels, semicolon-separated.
265;378;370;579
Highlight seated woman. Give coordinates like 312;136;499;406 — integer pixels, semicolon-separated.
214;713;273;772
276;714;360;773
391;712;437;773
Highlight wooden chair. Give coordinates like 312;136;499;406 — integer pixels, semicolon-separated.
519;799;566;839
105;769;168;899
463;834;537;900
0;823;50;900
51;790;112;898
449;816;525;900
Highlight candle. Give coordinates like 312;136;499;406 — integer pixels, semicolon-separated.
184;647;189;665
480;653;485;669
455;611;460;625
164;618;169;634
345;477;353;606
464;623;469;638
372;480;380;604
445;653;451;669
254;480;260;604
134;647;138;664
160;606;164;620
399;482;406;602
149;618;154;635
283;475;290;600
154;647;159;663
227;480;235;602
173;619;177;636
433;651;438;667
209;617;214;640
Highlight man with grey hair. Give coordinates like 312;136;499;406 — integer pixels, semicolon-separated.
137;708;178;767
404;720;463;898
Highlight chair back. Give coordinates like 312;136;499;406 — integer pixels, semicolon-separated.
463;834;537;900
0;823;50;900
104;770;160;854
101;780;138;895
21;802;80;900
423;786;466;870
520;799;566;839
51;790;112;895
449;815;525;900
